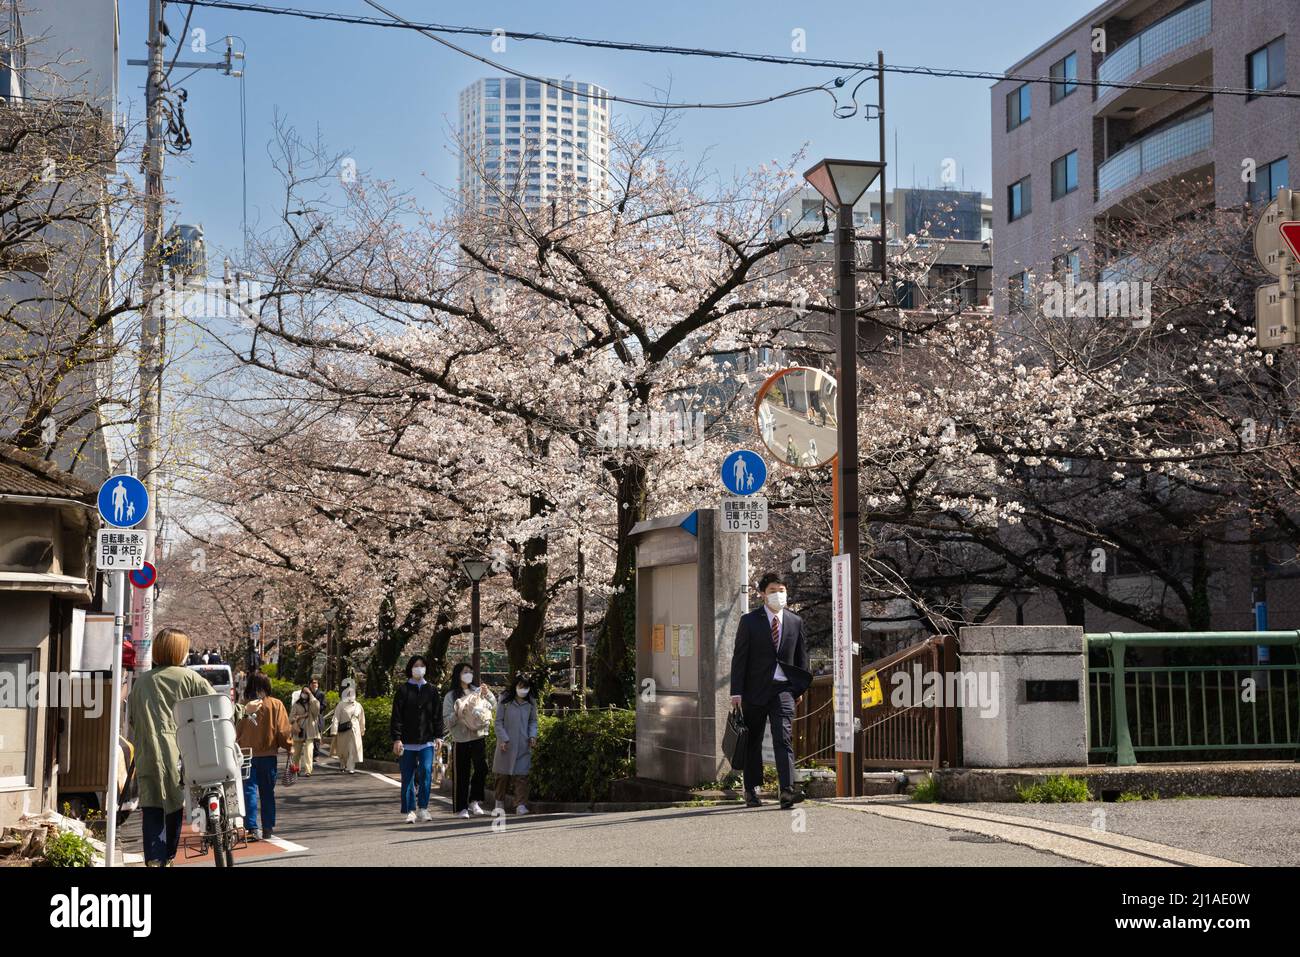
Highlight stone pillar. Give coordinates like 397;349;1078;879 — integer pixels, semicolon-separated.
958;625;1087;768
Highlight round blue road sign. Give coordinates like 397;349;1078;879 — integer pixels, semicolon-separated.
130;562;157;589
721;449;767;496
97;474;149;528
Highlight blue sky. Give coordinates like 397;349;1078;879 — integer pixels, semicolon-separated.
119;0;1098;264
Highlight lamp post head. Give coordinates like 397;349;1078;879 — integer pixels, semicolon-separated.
1010;587;1035;610
803;158;884;208
461;558;491;583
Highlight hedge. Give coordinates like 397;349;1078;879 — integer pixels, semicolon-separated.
364;693;636;802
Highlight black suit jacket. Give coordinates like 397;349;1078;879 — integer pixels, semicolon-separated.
729;607;809;706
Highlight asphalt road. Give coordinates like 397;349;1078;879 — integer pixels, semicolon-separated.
239;766;1077;867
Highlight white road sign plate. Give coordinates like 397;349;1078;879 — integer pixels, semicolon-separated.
1255;282;1295;348
722;495;768;532
1255;199;1291;278
97;529;147;571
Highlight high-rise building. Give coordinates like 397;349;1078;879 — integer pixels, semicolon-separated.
991;0;1299;312
458;76;611;215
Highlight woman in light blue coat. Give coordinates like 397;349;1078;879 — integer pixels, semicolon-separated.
492;671;539;815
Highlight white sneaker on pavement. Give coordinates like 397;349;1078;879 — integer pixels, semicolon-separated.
469;801;487;816
404;811;417;824
458;809;471;818
417;808;432;822
515;804;529;815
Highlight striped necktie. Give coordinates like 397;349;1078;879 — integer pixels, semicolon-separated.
770;613;780;652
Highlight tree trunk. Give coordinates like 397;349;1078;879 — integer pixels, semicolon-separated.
593;457;647;707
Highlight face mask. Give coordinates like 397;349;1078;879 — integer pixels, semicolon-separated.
765;591;787;612
516;687;529;698
411;666;426;680
461;672;474;684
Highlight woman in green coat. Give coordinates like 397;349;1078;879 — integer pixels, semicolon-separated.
126;628;215;866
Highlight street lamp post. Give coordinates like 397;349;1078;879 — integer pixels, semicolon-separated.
323;607;337;690
803;158;884;799
461;559;491;678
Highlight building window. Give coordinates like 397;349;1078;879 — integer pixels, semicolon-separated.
1249;156;1288;205
1008;270;1031;311
505;79;520;98
1247;37;1285;97
1050;52;1077;104
1053;248;1081;283
1008;176;1031;221
1006;84;1031;131
0;652;36;788
1051;151;1078;200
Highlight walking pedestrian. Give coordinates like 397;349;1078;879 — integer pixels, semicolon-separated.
492;672;539;816
389;656;444;823
236;672;293;841
330;682;366;773
443;662;495;818
126;627;216;866
289;685;320;776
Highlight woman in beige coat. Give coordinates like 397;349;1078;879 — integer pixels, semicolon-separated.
289;686;321;776
330;684;366;773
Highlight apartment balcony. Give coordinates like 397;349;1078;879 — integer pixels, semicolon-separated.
1096;0;1212;118
1096;110;1212;211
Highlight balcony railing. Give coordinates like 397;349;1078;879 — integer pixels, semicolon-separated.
1097;0;1211;90
1097;110;1212;197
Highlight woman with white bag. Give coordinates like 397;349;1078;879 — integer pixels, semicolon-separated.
442;662;495;818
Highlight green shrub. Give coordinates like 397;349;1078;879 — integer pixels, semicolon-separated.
42;829;97;867
1016;775;1091;803
524;709;634;803
359;696;395;760
911;775;939;803
262;663;278;679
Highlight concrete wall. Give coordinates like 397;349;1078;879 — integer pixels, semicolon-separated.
0;591;51;829
959;625;1088;768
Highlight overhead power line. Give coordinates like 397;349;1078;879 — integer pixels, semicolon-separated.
184;0;1300;103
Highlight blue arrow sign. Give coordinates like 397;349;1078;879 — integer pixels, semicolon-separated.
721;450;766;496
97;474;149;529
679;511;698;537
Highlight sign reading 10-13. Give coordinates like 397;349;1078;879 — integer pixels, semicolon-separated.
720;450;768;533
96;475;149;572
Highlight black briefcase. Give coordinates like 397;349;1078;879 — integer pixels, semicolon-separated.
722;706;748;771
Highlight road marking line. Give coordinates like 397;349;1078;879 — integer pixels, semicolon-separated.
266;835;307;853
814;800;1243;867
362;770;401;787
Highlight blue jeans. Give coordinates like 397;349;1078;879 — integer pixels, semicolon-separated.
243;755;279;831
399;747;434;813
141;806;182;864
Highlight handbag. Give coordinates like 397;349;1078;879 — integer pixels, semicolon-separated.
722;706;748;771
336;721;352;733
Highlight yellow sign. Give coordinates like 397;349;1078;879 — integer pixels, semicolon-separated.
652;624;666;653
861;669;883;708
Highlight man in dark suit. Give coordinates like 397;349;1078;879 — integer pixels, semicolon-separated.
729;572;809;809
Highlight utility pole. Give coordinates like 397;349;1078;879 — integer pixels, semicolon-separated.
135;0;166;671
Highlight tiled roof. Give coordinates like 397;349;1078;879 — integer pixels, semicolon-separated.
0;444;97;499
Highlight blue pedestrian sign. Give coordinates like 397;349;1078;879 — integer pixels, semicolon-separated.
97;474;149;529
721;450;766;496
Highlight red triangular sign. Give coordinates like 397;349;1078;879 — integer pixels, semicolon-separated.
1280;221;1300;260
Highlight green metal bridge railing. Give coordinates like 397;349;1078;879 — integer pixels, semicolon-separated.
1086;632;1300;766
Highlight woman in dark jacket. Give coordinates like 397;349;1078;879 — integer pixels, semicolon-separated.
389;656;444;823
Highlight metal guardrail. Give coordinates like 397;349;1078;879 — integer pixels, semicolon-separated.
794;635;961;770
1097;0;1211;89
1086;631;1300;766
1097;110;1212;197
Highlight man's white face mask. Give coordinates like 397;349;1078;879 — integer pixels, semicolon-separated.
765;590;787;612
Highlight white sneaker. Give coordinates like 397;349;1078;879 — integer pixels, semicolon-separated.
469;801;487;816
515;804;529;815
417;808;432;822
458;809;471;818
404;811;416;824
